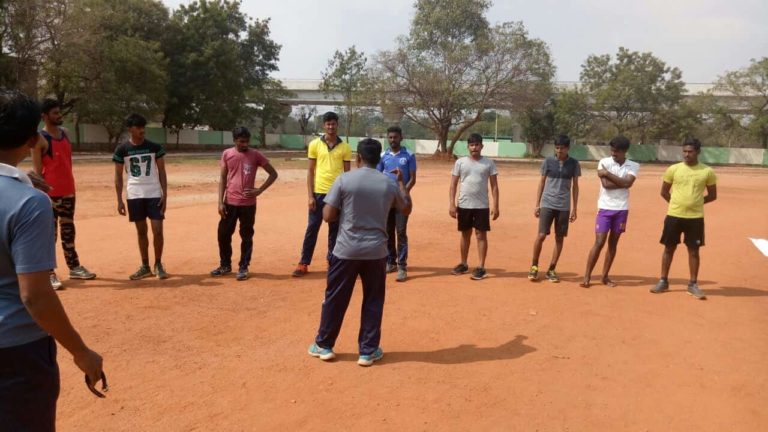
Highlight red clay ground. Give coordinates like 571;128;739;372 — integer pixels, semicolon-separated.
21;155;768;431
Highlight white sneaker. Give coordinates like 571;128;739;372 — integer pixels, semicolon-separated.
50;272;63;290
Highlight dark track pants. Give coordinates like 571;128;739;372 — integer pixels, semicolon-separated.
217;204;256;270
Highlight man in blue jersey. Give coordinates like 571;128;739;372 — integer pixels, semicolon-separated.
377;126;416;282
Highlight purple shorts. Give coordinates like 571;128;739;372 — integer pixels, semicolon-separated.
595;209;629;234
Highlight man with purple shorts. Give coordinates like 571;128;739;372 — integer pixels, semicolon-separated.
580;136;639;288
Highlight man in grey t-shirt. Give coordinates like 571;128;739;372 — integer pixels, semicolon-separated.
449;134;500;281
308;138;412;367
529;134;580;282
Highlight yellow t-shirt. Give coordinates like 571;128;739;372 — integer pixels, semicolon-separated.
308;136;352;193
663;162;717;218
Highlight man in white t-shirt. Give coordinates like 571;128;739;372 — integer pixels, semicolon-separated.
580;136;639;288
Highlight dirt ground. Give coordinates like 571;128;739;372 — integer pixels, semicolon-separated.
21;154;768;431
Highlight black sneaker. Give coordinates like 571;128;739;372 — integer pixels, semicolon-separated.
210;265;232;277
236;268;249;281
451;263;469;275
650;279;669;294
470;267;487;280
385;263;397;273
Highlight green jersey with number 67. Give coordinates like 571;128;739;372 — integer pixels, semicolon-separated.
112;140;166;199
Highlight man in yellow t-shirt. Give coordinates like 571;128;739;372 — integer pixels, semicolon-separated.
651;138;717;300
292;112;352;277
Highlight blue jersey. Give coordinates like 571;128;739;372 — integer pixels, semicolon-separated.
377;147;416;185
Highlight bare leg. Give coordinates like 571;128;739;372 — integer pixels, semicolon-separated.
601;231;621;286
581;233;607;287
549;235;564;269
135;221;149;265
460;230;472;265
150;219;164;264
661;244;677;279
531;233;547;266
687;246;700;283
476;230;488;268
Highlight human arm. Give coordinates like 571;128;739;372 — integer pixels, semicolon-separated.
343;161;351;172
570;175;579;222
306;158;317;210
490;174;499;220
246;163;278;197
406;170;416;192
598;169;636;188
157;157;167;213
218;163;228;217
448;175;459;218
704;184;717;204
19;271;104;389
322;176;342;223
660;181;672;203
114;163;125;215
31;135;45;175
393;168;413;216
534;175;546;217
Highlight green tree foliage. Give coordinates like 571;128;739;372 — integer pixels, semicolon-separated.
374;0;554;155
714;57;768;148
163;0;280;131
245;78;293;147
580;47;686;142
320;46;369;141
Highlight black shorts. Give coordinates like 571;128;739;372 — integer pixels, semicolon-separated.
457;207;490;232
127;198;165;222
660;215;704;248
538;207;570;237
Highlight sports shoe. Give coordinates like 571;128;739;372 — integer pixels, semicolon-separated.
292;264;308;277
357;347;384;367
396;268;407;282
528;265;539;281
50;272;63;290
386;263;397;273
687;282;706;300
69;266;96;280
470;267;487;280
546;269;560;283
650;279;669;294
154;263;169;280
210;265;232;277
307;343;335;361
129;265;152;280
236;268;249;281
452;263;469;275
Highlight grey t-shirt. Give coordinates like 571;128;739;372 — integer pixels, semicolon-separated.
452;156;498;209
324;167;408;260
540;156;581;211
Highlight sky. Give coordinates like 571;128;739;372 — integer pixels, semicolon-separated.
161;0;768;83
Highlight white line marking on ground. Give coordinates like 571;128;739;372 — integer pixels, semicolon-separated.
749;238;768;257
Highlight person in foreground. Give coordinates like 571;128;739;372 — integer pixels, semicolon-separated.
0;90;104;431
308;138;412;367
651;138;717;300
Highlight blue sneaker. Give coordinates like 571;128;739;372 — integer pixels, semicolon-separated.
357;347;384;367
307;343;335;361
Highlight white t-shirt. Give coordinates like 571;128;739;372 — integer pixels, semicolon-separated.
597;157;639;210
452;156;498;209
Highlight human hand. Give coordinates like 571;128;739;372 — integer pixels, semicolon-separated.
158;196;166;213
218;203;227;218
570;209;577;222
390;168;404;184
491;208;499;220
308;196;316;211
534;207;540;218
27;171;51;193
73;349;105;397
117;200;126;216
449;204;457;219
597;169;607;177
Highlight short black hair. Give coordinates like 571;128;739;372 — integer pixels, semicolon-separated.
683;137;702;151
125;113;147;128
555;134;570;147
609;135;630;151
468;133;482;144
357;138;382;165
232;126;251;140
386;125;402;136
322;111;339;123
40;98;61;114
0;90;41;150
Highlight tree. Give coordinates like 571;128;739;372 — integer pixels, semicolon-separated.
246;78;293;147
320;46;369;141
374;0;554;156
294;105;317;145
714;57;768;148
163;0;280;131
580;47;686;143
